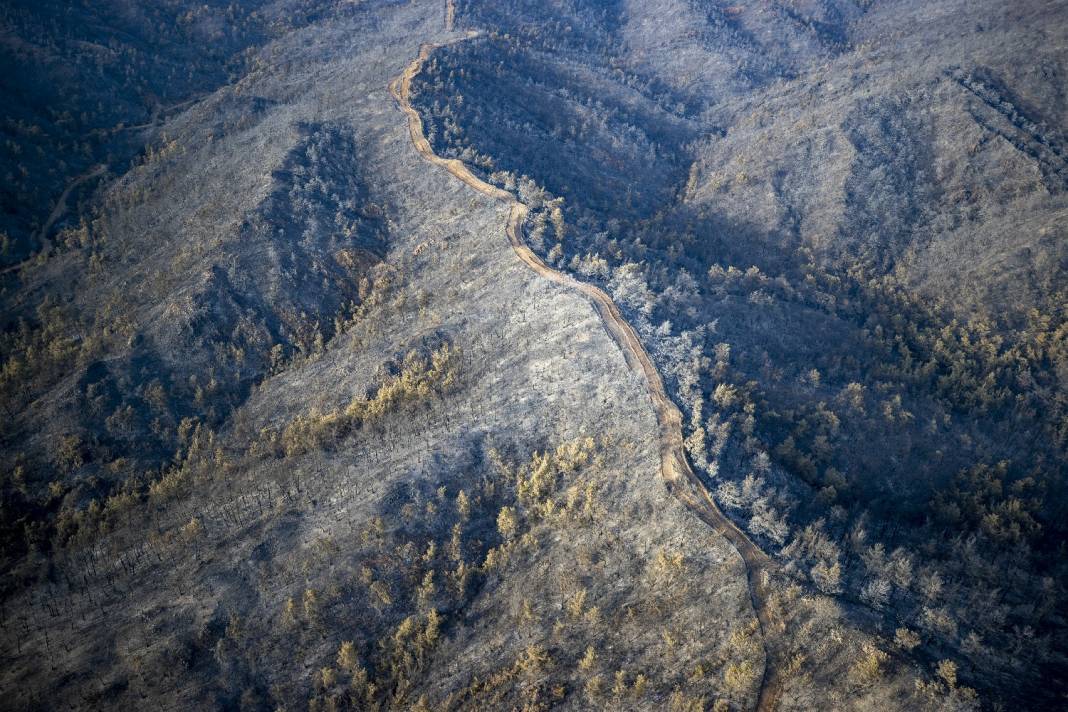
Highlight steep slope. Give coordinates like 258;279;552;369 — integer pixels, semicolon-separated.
0;2;769;710
413;0;1068;707
0;0;309;266
393;36;789;709
3;0;1066;709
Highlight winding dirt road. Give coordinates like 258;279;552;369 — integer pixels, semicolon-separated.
391;27;782;712
1;163;107;276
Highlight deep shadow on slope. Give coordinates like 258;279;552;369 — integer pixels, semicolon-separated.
0;120;389;590
0;0;284;264
413;0;1068;706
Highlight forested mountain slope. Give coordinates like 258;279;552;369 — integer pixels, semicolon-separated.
0;0;1065;710
412;0;1068;707
0;0;313;266
0;1;777;710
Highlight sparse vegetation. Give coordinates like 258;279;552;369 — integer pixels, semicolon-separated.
411;0;1068;706
2;0;1066;709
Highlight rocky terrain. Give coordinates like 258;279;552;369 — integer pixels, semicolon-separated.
1;0;1066;710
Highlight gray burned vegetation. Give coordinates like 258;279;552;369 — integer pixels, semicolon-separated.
413;0;1068;708
1;0;1067;710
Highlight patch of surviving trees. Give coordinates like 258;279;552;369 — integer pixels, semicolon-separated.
410;10;1068;707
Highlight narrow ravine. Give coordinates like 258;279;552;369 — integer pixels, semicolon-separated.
390;20;783;711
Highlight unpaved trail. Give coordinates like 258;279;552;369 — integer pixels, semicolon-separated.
1;163;107;276
391;25;783;712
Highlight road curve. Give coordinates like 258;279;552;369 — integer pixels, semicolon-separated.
390;31;782;712
36;163;108;246
1;163;108;276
